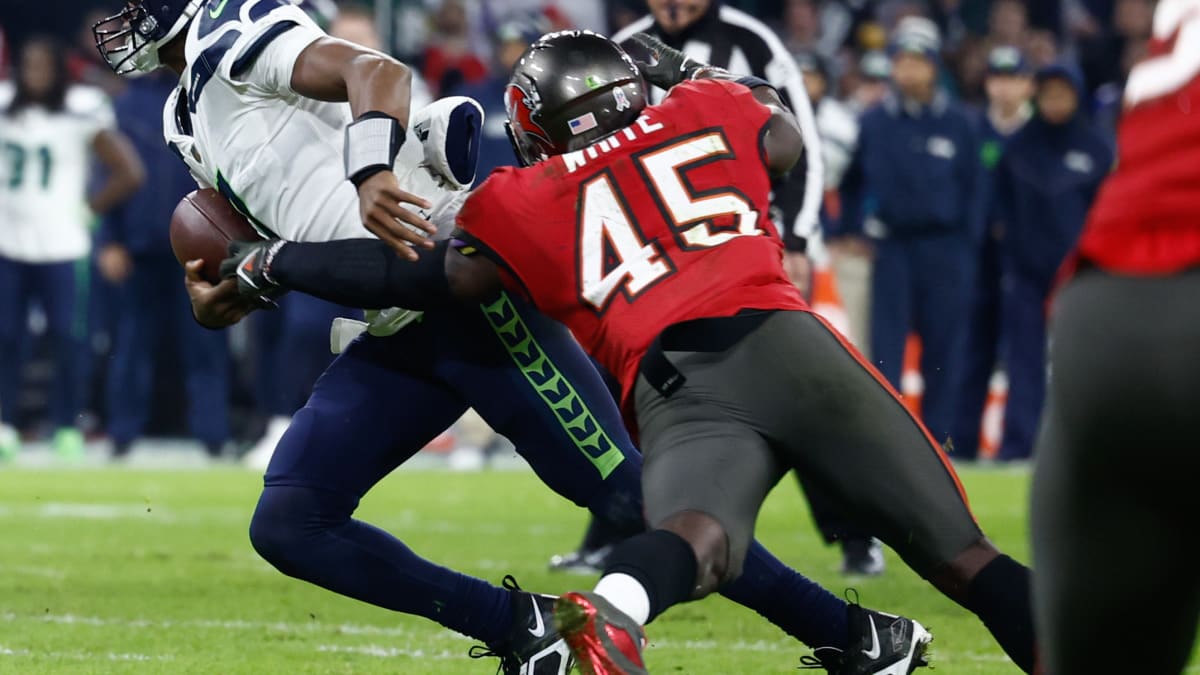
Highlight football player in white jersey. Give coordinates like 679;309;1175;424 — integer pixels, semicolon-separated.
95;2;641;672
0;35;144;460
93;2;936;673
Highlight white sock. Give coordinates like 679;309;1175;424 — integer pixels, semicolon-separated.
593;572;651;625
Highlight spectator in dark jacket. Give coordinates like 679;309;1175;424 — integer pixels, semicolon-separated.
953;45;1034;461
97;72;230;458
448;17;544;184
991;62;1113;461
837;17;980;444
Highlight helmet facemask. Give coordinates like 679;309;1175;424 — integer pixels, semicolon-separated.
93;0;202;75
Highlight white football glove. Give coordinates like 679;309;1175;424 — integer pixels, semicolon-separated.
409;96;485;191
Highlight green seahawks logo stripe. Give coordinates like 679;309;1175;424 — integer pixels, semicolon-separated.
481;293;626;479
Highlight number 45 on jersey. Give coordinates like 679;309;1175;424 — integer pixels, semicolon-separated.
577;131;762;313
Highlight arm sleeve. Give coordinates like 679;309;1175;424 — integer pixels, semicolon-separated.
271;238;457;310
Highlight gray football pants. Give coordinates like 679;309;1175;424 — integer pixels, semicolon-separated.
633;310;982;581
1032;268;1200;675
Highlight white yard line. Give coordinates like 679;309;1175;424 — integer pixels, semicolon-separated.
0;611;454;640
316;644;460;660
1;565;67;580
649;639;791;653
0;645;170;662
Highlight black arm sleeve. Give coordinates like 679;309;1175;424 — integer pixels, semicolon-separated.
270;238;456;310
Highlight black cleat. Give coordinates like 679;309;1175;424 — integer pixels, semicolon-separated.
470;576;574;674
801;600;931;674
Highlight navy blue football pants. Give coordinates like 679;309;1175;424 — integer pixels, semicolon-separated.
259;291;641;513
250;292;646;639
253;293;360;418
0;256;85;429
250;291;849;648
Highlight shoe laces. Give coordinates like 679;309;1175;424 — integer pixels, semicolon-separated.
468;645;519;675
466;575;525;673
798;590;862;671
799;646;844;671
844;588;861;607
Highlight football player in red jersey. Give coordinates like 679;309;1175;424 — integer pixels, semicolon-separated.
1031;1;1200;673
226;31;1038;674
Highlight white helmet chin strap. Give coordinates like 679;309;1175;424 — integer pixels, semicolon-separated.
126;32;162;74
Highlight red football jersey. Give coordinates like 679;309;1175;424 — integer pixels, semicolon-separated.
1074;1;1200;274
457;79;808;411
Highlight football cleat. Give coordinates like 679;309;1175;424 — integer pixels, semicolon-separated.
800;601;932;675
469;576;573;675
554;591;647;675
841;538;886;577
547;545;613;575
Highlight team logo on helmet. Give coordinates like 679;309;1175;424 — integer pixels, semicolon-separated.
505;83;553;145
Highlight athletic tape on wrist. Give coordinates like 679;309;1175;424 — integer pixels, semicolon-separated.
345;112;406;188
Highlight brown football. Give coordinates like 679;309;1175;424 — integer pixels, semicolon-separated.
169;188;263;284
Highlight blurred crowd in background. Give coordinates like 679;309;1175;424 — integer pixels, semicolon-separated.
0;0;1145;466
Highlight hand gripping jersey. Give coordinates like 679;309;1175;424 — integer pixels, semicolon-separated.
1075;0;1200;274
0;83;115;262
165;0;481;334
457;79;808;410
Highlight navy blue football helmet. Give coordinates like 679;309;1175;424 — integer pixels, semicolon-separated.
93;0;203;75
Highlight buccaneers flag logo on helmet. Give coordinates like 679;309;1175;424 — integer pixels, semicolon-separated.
505;83;553;146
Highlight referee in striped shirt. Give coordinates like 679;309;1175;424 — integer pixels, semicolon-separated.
614;0;823;268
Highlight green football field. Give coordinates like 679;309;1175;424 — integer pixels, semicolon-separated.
0;464;1192;674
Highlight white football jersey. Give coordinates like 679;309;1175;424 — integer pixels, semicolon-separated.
164;0;467;244
0;83;114;262
165;0;479;336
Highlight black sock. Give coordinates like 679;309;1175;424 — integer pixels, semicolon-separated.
966;554;1036;674
603;529;698;623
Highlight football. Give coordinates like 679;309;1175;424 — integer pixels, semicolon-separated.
169;188;263;284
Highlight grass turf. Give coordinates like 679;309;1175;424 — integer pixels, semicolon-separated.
0;464;1182;673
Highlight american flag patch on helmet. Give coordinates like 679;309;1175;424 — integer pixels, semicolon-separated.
568;113;599;135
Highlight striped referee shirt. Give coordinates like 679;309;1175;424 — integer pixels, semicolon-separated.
612;3;824;243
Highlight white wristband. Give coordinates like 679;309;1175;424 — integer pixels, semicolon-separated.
344;114;404;186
